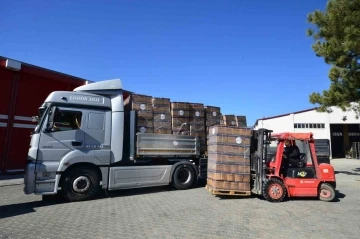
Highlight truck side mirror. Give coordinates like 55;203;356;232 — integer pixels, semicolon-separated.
44;106;57;133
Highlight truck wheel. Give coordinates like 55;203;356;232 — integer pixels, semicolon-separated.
172;164;196;190
319;183;335;202
61;166;101;202
263;178;287;203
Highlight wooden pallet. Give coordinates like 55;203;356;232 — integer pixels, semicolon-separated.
205;185;251;196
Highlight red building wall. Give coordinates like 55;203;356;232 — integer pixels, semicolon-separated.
0;57;88;174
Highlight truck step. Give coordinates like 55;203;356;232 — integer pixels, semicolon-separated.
205;185;251;196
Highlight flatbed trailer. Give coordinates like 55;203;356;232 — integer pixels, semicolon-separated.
24;79;208;202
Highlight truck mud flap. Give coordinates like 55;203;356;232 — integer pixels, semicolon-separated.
197;158;208;185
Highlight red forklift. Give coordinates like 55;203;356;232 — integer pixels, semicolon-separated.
250;129;336;202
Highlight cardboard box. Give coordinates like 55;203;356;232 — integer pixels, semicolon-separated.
124;93;154;133
152;97;172;134
171;102;190;135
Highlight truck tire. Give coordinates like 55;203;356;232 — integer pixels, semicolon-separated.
319;183;335;202
172;164;196;190
61;166;101;202
263;178;287;203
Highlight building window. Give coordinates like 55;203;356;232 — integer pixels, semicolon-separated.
294;123;326;129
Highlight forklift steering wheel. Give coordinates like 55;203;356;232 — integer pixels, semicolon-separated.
297;159;304;168
297;153;307;168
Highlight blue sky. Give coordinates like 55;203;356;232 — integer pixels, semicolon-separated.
1;0;330;126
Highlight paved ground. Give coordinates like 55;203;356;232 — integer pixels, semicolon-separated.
0;174;23;187
1;159;360;239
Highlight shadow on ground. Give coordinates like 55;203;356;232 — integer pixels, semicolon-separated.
285;190;346;203
214;190;346;203
0;184;205;219
0;174;23;181
335;169;360;176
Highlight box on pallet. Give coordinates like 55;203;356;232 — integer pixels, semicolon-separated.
222;115;237;126
152;97;172;134
205;106;221;127
171;102;190;135
222;115;247;127
124;93;154;133
206;125;252;192
236;116;247;127
189;103;206;153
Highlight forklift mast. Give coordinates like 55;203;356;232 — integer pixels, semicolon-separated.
250;128;273;195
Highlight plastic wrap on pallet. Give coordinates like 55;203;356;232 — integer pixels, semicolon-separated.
152;97;172;134
207;167;251;182
171;102;190;135
206;125;252;191
207;178;251;191
124;93;154;133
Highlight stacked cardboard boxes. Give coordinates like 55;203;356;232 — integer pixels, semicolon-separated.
222;115;247;127
222;115;237;126
125;93;247;157
124;94;154;133
236;116;247;127
205;106;222;133
189;103;206;153
206;125;252;192
152;97;172;134
171;102;191;135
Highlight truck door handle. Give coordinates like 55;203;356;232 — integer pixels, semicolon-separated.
72;141;82;146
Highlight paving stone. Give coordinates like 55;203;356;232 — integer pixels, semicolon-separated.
0;159;360;238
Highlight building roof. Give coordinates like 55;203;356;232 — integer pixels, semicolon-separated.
0;55;90;84
254;107;317;127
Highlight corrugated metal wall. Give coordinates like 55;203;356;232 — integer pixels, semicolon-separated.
0;57;87;174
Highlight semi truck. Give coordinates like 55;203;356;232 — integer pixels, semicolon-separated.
24;79;337;203
24;79;209;201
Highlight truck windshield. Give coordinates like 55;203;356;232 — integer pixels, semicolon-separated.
33;103;50;134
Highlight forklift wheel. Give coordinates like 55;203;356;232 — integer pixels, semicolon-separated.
263;178;287;203
319;183;335;202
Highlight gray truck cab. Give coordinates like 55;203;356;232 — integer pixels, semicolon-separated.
24;79;200;202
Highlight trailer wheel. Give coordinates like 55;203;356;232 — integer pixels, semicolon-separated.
263;178;287;203
172;164;196;190
319;183;335;202
61;166;101;202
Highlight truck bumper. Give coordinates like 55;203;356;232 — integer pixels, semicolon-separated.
23;161;60;195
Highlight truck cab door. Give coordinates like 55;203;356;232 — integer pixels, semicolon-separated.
83;109;111;165
37;106;85;167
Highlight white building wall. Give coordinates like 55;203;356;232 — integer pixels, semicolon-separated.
327;106;360;124
293;110;330;140
254;114;294;134
254;105;360;159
